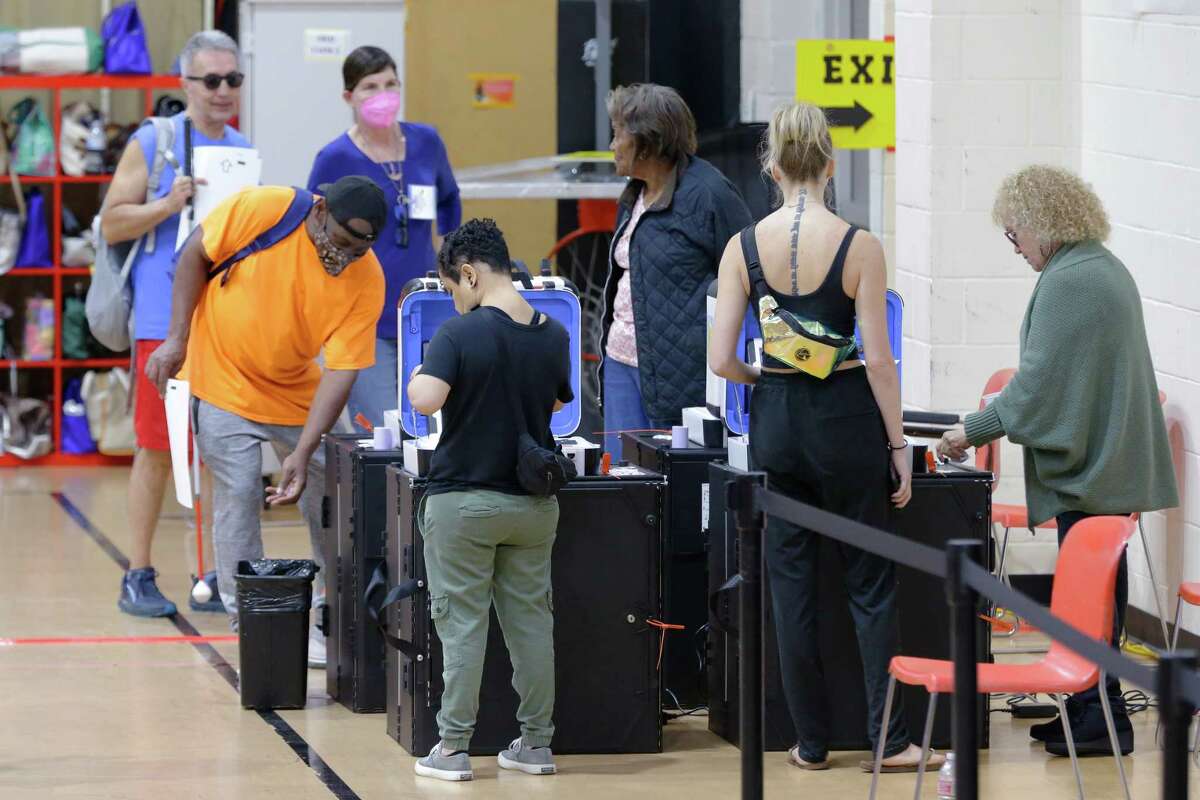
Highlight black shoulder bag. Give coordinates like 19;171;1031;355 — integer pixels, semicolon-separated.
495;312;577;496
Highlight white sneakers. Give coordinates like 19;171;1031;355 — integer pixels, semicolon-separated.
307;625;326;669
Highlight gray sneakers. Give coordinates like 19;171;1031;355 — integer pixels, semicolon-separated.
498;737;557;775
414;742;473;782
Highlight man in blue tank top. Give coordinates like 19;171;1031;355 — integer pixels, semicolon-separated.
100;30;253;619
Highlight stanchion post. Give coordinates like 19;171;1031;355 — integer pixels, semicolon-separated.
1159;650;1197;800
946;539;981;800
729;472;766;800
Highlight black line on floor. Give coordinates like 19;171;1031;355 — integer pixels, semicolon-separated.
54;491;131;570
52;492;362;800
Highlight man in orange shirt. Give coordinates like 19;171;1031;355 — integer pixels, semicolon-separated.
146;177;386;664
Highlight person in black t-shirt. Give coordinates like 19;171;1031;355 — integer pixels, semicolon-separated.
407;219;571;782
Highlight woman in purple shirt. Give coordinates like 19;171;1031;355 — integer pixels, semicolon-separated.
308;46;462;430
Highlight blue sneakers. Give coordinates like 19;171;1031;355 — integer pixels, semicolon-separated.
118;567;178;618
188;571;226;613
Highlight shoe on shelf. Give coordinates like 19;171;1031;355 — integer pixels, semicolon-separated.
1044;706;1134;757
308;625;326;669
118;567;177;618
188;571;226;613
415;742;473;782
498;737;557;775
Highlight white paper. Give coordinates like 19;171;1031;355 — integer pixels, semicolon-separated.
175;146;263;252
304;29;350;61
409;184;436;220
165;380;193;509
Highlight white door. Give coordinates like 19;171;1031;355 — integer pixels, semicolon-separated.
239;0;406;187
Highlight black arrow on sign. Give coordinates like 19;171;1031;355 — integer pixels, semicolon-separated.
821;101;873;132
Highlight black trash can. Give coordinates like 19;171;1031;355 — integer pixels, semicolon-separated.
235;559;319;710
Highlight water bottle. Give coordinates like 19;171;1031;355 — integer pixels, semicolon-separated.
936;752;955;799
84;119;107;175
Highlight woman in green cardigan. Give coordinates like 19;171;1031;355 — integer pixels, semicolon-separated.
937;165;1178;758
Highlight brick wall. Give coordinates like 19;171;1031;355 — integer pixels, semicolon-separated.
895;0;1200;631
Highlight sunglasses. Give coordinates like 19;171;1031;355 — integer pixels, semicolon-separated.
1003;229;1019;247
186;71;245;90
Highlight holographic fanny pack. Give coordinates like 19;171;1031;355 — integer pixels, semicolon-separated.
739;226;857;379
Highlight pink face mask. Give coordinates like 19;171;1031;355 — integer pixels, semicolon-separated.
359;91;401;129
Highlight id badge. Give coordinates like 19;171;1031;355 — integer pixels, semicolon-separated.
409;184;436;220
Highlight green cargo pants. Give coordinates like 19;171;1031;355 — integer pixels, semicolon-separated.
421;489;559;752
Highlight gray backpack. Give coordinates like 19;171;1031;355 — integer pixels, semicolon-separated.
85;117;175;352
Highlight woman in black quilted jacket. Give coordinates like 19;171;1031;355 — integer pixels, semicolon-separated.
598;83;753;456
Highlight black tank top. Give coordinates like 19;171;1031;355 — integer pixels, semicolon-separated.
740;222;859;370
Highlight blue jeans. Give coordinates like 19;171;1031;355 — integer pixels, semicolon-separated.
602;359;673;458
347;337;398;433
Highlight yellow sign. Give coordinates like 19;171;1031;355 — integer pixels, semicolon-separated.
470;73;517;109
795;39;895;149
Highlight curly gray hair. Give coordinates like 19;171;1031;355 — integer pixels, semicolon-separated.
992;165;1111;244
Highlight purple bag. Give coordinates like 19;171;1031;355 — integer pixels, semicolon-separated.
101;1;152;75
15;190;51;267
62;378;98;455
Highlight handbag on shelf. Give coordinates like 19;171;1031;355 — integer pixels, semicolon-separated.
14;188;51;267
0;363;52;460
7;98;56;176
0;161;26;275
100;2;152;75
21;295;55;361
81;368;135;455
61;377;97;455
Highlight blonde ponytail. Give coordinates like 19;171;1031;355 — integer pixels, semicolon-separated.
761;102;834;183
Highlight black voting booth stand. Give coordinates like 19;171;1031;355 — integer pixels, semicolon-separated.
622;431;728;708
729;475;1200;800
707;460;992;752
321;433;405;713
383;465;667;756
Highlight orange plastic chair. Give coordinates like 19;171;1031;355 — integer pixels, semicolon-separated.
868;516;1135;800
1171;582;1200;652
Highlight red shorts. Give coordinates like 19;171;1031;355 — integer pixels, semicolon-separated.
134;339;170;451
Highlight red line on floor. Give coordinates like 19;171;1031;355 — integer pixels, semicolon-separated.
0;634;238;647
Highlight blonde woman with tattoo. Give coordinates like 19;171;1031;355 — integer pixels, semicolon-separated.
710;102;937;774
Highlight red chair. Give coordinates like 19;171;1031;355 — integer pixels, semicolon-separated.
868;516;1135;800
1171;583;1200;761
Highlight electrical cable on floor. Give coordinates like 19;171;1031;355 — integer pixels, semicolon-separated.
662;687;708;720
993;690;1157;716
1122;690;1156;715
695;623;709;675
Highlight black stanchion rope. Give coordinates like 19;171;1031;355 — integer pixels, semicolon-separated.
753;483;1200;709
756;488;946;578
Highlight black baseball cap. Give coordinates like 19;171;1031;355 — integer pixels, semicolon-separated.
317;176;387;241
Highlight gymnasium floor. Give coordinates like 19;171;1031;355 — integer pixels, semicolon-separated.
0;466;1191;799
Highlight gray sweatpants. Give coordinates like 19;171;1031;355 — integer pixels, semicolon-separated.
193;399;326;618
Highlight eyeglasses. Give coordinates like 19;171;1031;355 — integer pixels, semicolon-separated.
185;71;245;90
1003;229;1019;247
